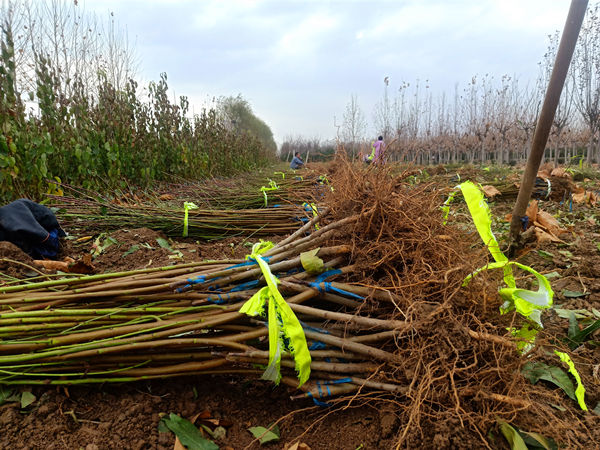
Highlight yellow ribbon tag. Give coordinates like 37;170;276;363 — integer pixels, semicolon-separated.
302;202;320;230
274;171;285;179
260;179;279;206
239;241;311;386
459;182;554;328
183;202;199;237
555;350;587;410
464;261;553;327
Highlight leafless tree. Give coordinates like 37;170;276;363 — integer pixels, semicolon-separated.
341;93;367;157
572;3;600;163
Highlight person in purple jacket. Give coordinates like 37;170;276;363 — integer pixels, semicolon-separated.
373;136;385;164
365;136;385;164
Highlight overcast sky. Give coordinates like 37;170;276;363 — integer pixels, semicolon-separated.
86;0;573;145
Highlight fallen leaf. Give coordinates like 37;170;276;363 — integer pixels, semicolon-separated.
562;289;590;298
160;413;218;450
67;254;95;274
174;437;186;450
20;391;36;408
525;200;538;224
481;185;501;198
537;170;551;180
300;248;324;274
285;443;311;450
249;425;280;445
534;210;567;237
522;362;576;401
534;227;562;243
550;167;570;178
498;421;528;450
160;194;175;201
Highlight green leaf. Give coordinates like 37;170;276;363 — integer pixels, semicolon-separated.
562;289;590;298
160;413;218;450
92;234;118;257
0;386;14;406
520;431;558;450
537;250;554;259
156;237;172;250
558;250;573;259
507;324;538;353
567;312;579;339
544;271;561;279
498;421;528;450
300;248;324;274
554;308;592;320
122;244;140;257
596;242;600;252
568;319;600;349
248;424;280;444
157;419;170;433
522;361;576;400
20;391;36;408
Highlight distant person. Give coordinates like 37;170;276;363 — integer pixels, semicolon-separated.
290;152;304;170
364;136;385;164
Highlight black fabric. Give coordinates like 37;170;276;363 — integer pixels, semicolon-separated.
0;199;66;257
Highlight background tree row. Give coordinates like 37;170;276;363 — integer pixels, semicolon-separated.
0;0;277;203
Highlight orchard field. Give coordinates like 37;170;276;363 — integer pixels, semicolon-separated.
0;159;598;449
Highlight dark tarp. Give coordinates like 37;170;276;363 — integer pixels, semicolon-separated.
0;199;66;258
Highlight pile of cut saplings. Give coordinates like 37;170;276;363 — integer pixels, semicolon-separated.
0;159;597;448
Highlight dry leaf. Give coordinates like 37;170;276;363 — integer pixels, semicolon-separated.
285;443;311;450
535;210;567;237
481;185;501;198
534;227;562;243
160;194;175;201
536;170;551;180
550;167;571;178
525;200;538;225
572;190;597;205
173;437;186;450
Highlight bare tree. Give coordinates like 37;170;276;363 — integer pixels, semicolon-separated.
373;76;392;140
341;93;367;157
572;3;600;163
2;0;138;99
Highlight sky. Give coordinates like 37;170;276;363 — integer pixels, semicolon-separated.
85;0;573;145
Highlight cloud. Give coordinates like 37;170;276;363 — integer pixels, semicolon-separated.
84;0;572;144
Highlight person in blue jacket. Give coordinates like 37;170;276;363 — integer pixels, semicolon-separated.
290;152;304;170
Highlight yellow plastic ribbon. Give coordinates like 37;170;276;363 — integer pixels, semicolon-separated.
464;261;553;327
555;350;587;410
183;202;199;237
260;179;279;206
319;175;334;192
302;202;320;230
459;181;513;279
459;181;554;327
440;189;458;225
239;241;311;386
274;171;285;179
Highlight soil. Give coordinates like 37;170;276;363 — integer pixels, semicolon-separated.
0;242;36;279
0;376;390;450
1;166;600;449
